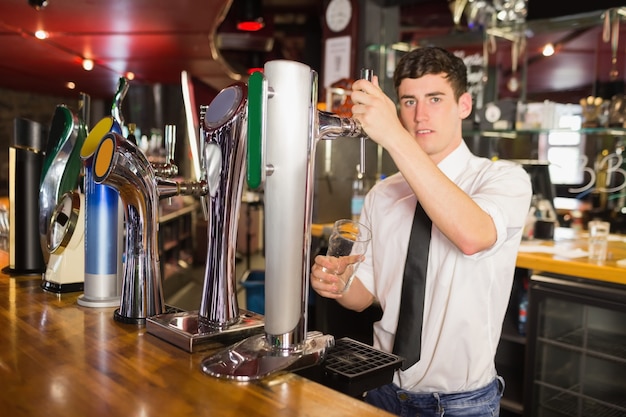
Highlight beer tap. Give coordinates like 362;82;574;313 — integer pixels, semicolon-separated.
151;124;179;178
201;60;371;381
144;82;265;347
358;68;373;176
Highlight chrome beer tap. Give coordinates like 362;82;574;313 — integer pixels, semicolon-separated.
201;60;369;381
90;123;212;324
358;68;373;176
145;82;265;349
91;132;167;324
151;124;179;178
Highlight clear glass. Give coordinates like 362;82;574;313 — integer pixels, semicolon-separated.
325;219;372;294
587;220;610;263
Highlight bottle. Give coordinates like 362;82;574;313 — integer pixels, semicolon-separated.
523;194;538;240
570;209;583;232
127;123;137;146
351;164;365;222
518;277;529;336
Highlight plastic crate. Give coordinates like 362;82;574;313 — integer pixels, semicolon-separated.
297;337;404;397
322;337;404;396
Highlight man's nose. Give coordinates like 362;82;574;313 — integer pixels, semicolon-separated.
413;103;427;122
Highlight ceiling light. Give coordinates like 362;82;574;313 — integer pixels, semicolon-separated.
542;43;555;57
34;30;48;40
66;81;76;90
82;58;94;71
236;0;265;32
28;0;48;10
125;71;135;80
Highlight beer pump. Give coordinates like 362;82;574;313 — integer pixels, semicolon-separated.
200;60;367;380
144;82;265;340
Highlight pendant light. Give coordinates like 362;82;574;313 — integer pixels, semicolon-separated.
237;0;265;32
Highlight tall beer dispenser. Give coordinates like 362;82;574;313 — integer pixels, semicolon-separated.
201;60;365;380
7;118;46;274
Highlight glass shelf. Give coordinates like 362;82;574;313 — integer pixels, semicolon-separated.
464;127;626;138
538;327;626;363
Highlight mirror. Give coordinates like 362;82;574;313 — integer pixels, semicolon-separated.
367;6;626;110
402;8;626;105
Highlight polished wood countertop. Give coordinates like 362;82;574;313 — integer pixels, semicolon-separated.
312;221;626;284
0;251;391;417
516;228;626;285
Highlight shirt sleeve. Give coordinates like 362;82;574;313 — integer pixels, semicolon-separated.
466;161;532;260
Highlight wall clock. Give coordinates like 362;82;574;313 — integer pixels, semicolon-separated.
325;0;353;33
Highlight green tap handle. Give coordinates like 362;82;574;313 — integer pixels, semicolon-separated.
247;71;264;190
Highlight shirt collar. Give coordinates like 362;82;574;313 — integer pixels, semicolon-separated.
437;140;471;180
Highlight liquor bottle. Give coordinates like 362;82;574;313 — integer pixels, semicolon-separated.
127;123;137;146
351;164;365;222
518;276;529;336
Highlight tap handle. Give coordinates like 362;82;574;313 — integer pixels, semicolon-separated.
360;68;373;81
165;124;176;164
111;77;129;127
247;71;266;190
358;69;373;176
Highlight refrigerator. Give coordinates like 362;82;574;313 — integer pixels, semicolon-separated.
524;273;626;416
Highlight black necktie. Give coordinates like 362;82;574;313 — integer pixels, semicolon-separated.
393;201;432;370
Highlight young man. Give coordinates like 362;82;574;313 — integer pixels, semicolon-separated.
311;47;532;416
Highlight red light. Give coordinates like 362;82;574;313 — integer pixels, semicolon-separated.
247;68;263;75
237;20;264;31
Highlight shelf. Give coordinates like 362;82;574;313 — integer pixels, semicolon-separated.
501;310;526;344
162;240;179;252
537;327;626;363
498;363;524;414
159;203;197;223
464;127;626;138
535;382;626;416
158;201;198;281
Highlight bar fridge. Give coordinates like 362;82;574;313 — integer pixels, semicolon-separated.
524;273;626;416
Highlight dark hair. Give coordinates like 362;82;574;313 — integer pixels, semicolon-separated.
393;47;468;100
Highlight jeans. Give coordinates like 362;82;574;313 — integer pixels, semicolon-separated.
364;376;505;417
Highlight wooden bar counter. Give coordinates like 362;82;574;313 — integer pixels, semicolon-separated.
0;251;392;417
516;228;626;285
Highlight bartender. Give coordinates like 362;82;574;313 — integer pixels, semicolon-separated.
311;47;532;416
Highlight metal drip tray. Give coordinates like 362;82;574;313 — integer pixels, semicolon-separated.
298;337;404;397
146;308;264;353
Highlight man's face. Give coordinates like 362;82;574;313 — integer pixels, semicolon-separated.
397;73;472;164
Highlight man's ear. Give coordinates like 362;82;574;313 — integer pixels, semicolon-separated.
458;92;473;119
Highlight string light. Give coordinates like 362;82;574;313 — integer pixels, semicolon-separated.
542;43;555;57
34;30;48;40
82;58;94;71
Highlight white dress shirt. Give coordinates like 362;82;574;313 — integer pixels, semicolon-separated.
357;140;532;393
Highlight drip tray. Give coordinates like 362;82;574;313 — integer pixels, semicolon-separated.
146;308;264;353
297;337;404;397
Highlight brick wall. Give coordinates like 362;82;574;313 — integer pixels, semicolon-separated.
0;84;189;196
0;88;82;196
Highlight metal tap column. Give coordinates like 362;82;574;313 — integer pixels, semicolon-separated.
262;60;314;347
